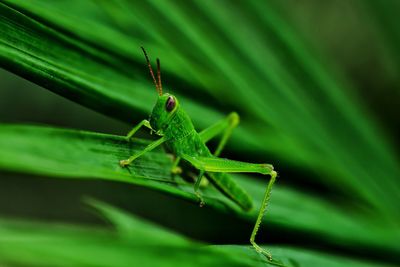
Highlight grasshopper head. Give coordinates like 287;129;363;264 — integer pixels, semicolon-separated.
149;93;179;134
140;47;180;135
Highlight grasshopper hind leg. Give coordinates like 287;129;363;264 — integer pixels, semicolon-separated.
181;153;277;260
250;170;277;260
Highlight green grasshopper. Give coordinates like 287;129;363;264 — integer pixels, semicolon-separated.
120;47;277;259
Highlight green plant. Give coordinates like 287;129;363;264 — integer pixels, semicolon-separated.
0;1;399;266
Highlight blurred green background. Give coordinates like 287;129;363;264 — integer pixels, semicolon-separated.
0;0;399;266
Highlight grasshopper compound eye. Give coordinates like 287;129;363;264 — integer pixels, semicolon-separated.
166;96;176;112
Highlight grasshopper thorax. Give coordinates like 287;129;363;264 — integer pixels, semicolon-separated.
149;93;179;134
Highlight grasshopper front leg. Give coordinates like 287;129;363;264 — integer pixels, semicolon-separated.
181;154;277;260
120;119;165;167
125;119;152;140
120;136;166;167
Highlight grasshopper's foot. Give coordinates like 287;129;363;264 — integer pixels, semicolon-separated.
261;249;273;261
171;166;182;175
195;192;205;207
119;159;131;167
251;241;272;261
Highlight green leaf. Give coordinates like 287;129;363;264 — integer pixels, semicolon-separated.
0;0;399;220
0;124;196;202
0;124;398;258
85;197;193;246
0;219;255;267
0;0;399;265
363;0;400;74
0;200;394;267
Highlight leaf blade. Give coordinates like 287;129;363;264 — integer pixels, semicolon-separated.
0;124;398;258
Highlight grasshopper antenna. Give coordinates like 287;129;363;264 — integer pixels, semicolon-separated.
156;58;162;94
141;46;162;96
